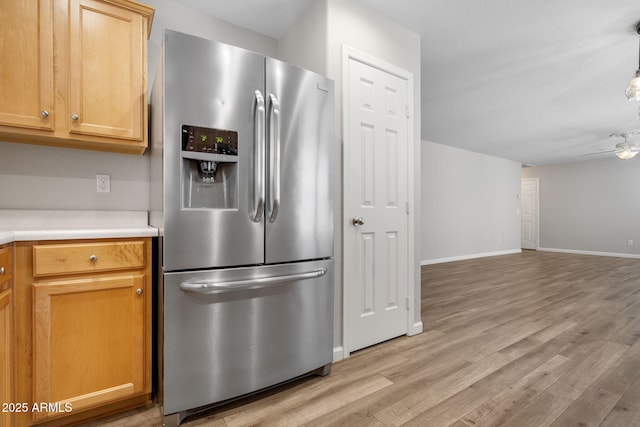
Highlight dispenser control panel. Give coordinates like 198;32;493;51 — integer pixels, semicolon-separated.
182;125;238;155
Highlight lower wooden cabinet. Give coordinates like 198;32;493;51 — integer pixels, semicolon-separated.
0;244;14;427
15;238;152;426
0;288;13;427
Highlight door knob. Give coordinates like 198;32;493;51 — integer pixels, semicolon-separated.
352;217;365;226
71;114;79;121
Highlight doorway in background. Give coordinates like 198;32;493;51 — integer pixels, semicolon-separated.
521;177;539;249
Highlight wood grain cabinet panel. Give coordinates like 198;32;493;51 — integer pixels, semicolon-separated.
69;0;145;144
0;0;54;132
0;244;14;427
0;246;13;290
14;238;152;426
33;241;146;277
0;289;13;427
32;274;146;421
0;0;153;154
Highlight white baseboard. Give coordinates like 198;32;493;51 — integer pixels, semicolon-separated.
332;346;345;363
408;321;423;336
421;249;522;266
538;247;640;259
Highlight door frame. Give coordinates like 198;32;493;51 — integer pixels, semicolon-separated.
521;177;539;249
341;45;416;359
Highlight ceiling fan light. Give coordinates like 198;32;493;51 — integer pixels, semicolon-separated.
626;70;640;100
615;148;638;159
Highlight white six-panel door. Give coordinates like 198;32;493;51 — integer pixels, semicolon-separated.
344;51;410;353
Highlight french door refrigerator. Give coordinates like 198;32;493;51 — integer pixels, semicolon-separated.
150;30;334;426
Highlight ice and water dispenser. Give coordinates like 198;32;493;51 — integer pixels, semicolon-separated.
181;125;238;209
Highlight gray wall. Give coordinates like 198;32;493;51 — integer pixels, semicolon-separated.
0;141;150;210
521;158;640;256
421;141;522;263
0;0;277;211
277;0;328;76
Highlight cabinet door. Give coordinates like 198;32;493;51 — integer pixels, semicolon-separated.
0;289;12;427
0;0;54;131
32;274;147;421
68;0;145;144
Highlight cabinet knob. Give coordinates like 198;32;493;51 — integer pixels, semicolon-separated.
89;255;98;263
0;267;4;275
41;110;49;118
71;114;79;121
136;288;143;295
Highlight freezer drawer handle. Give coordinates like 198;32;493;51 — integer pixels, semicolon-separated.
179;268;327;294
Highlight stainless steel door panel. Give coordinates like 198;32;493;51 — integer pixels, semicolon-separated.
162;31;265;271
265;59;334;264
162;259;334;415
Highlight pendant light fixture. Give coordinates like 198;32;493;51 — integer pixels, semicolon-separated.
626;22;640;100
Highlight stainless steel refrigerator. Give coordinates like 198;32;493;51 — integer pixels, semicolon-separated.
150;30;334;426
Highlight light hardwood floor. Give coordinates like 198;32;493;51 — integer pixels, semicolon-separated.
85;250;640;426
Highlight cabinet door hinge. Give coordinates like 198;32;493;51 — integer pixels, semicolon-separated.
406;201;410;215
406;296;410;310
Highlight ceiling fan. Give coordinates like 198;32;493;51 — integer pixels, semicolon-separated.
584;131;640;160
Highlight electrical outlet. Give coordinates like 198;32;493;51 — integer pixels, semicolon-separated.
628;239;634;246
96;174;111;193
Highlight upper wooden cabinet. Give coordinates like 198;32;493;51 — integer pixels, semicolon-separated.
0;1;54;132
69;0;147;143
0;0;154;154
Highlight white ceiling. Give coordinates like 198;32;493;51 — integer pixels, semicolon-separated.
179;0;640;165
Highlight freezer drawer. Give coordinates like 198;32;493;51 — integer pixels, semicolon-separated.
161;259;334;415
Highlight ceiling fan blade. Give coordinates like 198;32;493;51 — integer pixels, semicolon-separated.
611;130;640;139
581;149;616;156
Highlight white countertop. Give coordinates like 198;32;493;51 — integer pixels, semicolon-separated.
0;210;158;245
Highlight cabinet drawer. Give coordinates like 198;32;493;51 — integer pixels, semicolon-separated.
0;246;12;291
33;241;145;277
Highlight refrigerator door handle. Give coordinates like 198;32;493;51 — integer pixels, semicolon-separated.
179;268;327;294
267;93;281;223
251;90;266;222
